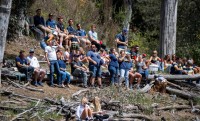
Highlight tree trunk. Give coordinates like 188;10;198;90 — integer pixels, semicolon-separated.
123;0;132;31
0;0;12;87
159;0;178;58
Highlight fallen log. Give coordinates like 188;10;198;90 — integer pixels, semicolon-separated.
139;84;154;93
72;89;89;98
148;74;200;80
157;105;200;111
117;113;154;121
25;86;44;93
0;105;27;112
44;97;60;105
166;87;200;100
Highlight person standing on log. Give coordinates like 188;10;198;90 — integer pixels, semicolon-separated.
15;50;34;82
27;49;46;86
115;29;128;53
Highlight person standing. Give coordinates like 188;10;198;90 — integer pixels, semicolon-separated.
115;29;128;52
15;50;34;82
27;49;46;86
87;44;103;88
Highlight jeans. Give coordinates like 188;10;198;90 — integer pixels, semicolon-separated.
120;69;129;87
59;71;71;85
49;60;60;85
140;69;149;79
108;66;118;84
40;40;47;50
18;66;34;80
73;69;88;86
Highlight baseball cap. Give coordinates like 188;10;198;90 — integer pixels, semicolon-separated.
52;31;58;36
122;29;128;33
49;13;54;16
29;48;34;53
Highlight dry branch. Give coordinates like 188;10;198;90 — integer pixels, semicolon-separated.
148;74;200;80
72;89;89;98
157;105;200;111
117;113;154;121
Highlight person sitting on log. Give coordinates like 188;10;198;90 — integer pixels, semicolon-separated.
170;57;187;75
76;47;89;63
149;50;163;71
163;54;173;73
71;54;89;88
90;97;109;120
76;23;91;49
129;60;142;90
27;49;46;86
15;50;34;82
33;9;51;35
135;55;149;82
76;97;93;120
56;51;71;88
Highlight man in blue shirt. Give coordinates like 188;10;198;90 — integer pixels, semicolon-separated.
76;23;91;49
67;19;76;35
46;13;58;31
15;50;34;81
33;9;51;35
115;29;128;52
87;44;103;88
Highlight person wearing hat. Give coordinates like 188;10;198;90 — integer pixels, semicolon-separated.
15;50;34;81
33;9;51;34
115;29;128;53
45;36;63;87
71;54;89;88
27;49;46;86
40;31;59;50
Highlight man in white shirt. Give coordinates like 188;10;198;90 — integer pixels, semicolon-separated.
27;49;46;86
45;33;63;87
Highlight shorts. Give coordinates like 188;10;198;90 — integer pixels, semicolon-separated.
71;42;79;50
89;65;102;78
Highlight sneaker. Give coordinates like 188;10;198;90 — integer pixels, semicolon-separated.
66;84;71;88
38;82;43;87
33;81;38;87
83;85;88;88
50;84;55;87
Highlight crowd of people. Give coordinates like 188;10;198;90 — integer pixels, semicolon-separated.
15;8;200;90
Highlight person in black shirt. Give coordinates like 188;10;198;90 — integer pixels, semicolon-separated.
71;54;89;88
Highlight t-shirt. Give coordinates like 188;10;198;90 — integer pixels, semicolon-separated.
86;50;101;66
67;25;76;34
46;19;56;29
15;56;28;69
116;33;127;49
76;29;86;36
33;15;45;26
45;46;58;61
88;30;98;40
57;22;65;32
64;51;70;61
58;60;66;70
76;104;90;119
136;61;145;73
27;56;40;68
71;61;83;74
108;54;119;68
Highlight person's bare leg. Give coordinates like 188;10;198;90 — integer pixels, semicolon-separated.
129;72;134;89
88;108;93;118
59;34;64;46
34;70;39;85
90;77;95;86
39;71;45;82
97;77;102;87
81;108;88;120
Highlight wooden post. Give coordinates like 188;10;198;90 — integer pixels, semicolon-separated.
159;0;178;58
0;0;12;87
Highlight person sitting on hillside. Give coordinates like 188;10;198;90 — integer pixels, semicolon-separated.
115;29;128;52
27;49;46;86
149;50;163;70
172;54;176;62
33;9;51;35
76;97;93;120
87;44;103;88
100;49;109;68
135;55;149;81
45;37;63;87
170;57;187;75
46;13;58;31
56;51;71;88
71;54;89;88
118;50;131;89
67;19;76;35
76;23;91;49
63;46;70;63
130;45;140;61
88;24;106;51
90;97;109;120
129;60;142;89
163;54;173;73
108;48;119;85
16;50;34;82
